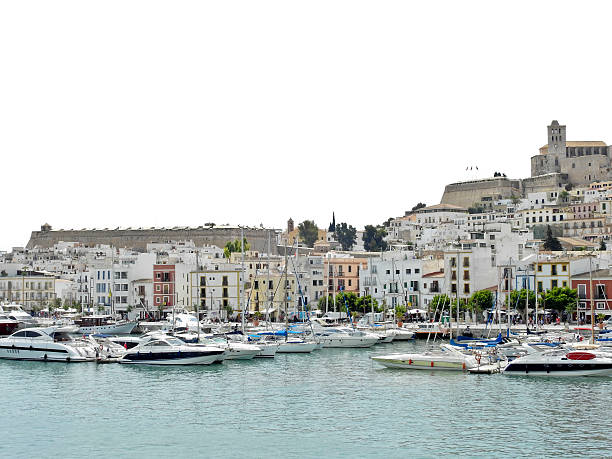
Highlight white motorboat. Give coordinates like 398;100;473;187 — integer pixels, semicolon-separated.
118;337;226;365
393;328;416;340
254;341;279;358
316;327;379;348
371;344;478;371
0;327;97;362
503;347;612;377
206;338;261;360
276;338;317;353
75;315;138;335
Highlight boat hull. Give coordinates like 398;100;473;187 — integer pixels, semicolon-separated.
319;336;378;348
372;356;469;370
276;342;316;353
119;351;224;365
503;363;612;377
0;345;92;362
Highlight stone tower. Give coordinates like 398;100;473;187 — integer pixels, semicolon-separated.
547;120;566;157
287;218;294;234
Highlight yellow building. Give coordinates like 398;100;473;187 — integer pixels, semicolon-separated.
247;272;299;318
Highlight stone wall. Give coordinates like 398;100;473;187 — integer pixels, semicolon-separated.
27;227;280;253
440;178;522;209
522;173;568;194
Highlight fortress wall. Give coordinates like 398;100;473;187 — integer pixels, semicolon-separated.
26;227;280;254
440;178;521;208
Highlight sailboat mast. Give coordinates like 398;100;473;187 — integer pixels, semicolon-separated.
241;226;246;334
589;255;594;344
284;237;288;341
266;230;271;326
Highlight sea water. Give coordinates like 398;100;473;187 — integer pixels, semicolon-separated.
1;340;610;458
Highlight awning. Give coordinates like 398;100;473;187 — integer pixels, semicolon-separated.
260;307;277;314
409;309;427;314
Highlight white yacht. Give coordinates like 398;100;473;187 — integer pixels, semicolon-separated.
118;337;226;365
0;327;97;362
503;348;612;377
372;344;478;371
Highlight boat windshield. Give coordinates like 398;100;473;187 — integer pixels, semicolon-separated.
166;338;184;346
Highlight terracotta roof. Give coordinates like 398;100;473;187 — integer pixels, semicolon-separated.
540;141;607;154
422;271;444;278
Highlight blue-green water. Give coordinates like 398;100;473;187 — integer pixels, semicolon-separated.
1;340;610;459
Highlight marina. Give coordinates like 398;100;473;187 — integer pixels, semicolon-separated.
1;337;611;458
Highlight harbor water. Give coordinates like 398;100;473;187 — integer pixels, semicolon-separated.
1;340;611;458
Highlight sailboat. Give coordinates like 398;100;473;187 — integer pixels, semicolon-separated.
276;240;316;353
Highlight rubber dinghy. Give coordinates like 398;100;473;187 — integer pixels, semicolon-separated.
371;344;478;371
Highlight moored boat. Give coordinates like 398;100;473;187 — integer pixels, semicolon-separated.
118;337;226;365
372;344;478;371
503;348;612;376
75;315;138;335
0;326;97;362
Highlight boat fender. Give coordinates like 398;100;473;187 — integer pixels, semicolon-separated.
462;362;466;370
66;357;71;362
430;361;434;367
43;354;47;360
409;359;413;365
476;354;481;365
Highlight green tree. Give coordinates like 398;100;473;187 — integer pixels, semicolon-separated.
411;202;426;212
334;222;357;251
430;294;451;311
543;225;562;251
507;288;536;309
395;304;407;321
468;290;494;313
362;225;388;252
540;287;577;313
223;238;250;258
298;220;319;247
559;190;570;203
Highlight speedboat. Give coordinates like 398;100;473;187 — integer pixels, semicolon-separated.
503;347;612;376
118;337;226;365
0;327;97;362
371;344;478;371
75;315;138;334
316;327;379;348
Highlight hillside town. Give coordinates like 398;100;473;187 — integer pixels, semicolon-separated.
2;120;612;326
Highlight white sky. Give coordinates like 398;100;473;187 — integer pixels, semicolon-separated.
1;1;612;250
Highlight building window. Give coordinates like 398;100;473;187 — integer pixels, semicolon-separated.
451;284;457;293
562;265;567;272
551;280;558;288
463;284;470;294
552;265;557;275
537;264;542;272
537;281;543;292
